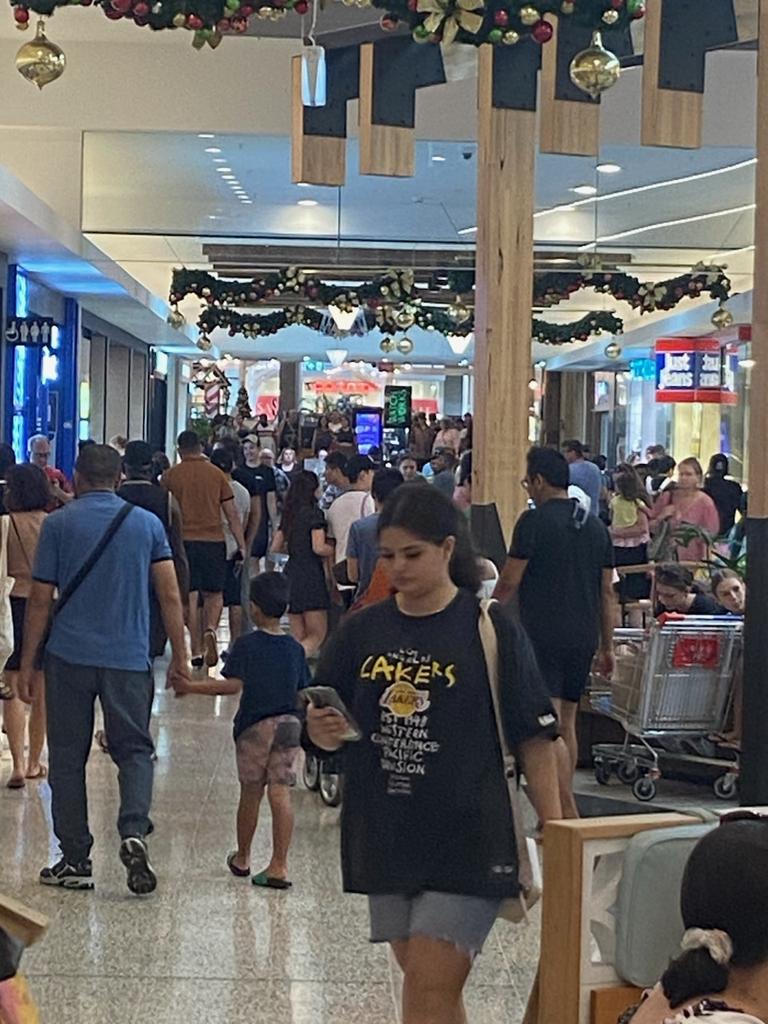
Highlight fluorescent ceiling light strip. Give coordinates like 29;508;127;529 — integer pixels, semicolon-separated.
578;202;755;248
707;244;755;261
535;157;757;219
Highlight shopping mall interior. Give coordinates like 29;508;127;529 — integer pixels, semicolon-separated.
1;2;768;1023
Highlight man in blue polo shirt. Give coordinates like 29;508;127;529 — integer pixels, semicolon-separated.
17;444;189;895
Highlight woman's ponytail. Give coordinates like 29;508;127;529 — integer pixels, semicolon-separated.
661;947;729;1009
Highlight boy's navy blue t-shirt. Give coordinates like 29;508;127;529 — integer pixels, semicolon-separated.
223;630;311;740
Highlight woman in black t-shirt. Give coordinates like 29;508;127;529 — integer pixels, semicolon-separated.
654;564;724;617
270;470;333;656
307;487;561;1024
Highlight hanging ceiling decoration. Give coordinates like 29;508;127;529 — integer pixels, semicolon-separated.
10;0;308;55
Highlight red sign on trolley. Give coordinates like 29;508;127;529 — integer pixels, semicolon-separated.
671;635;722;670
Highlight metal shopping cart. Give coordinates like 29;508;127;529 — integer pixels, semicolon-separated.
590;616;743;802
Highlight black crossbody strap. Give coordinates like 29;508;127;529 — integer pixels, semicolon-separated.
53;503;133;619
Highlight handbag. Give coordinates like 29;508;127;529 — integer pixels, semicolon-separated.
34;503;133;669
0;518;16;675
477;598;542;924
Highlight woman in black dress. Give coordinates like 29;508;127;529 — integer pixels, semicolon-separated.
270;470;333;656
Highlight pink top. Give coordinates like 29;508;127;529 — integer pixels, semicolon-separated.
652;489;720;562
6;510;47;598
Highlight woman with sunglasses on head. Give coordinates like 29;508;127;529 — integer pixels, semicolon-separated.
624;815;768;1024
306;486;562;1024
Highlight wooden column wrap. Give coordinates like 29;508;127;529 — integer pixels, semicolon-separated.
472;43;536;539
641;0;703;149
539;18;600;157
291;55;347;187
359;42;414;177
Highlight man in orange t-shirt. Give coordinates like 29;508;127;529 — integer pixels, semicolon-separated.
163;430;246;669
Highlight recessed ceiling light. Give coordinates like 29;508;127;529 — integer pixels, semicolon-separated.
222;175;236;181
213;158;227;164
596;163;622;174
205;147;221;154
297;199;318;207
208;215;219;220
198;133;215;139
241;200;253;204
432;155;446;162
457;226;477;235
216;167;232;173
296;181;311;187
571;184;598;196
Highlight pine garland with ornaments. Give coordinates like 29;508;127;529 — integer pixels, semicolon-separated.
375;0;644;48
11;0;307;48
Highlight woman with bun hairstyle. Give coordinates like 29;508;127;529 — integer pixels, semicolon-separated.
625;815;768;1023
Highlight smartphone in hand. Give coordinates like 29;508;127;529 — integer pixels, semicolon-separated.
298;686;362;742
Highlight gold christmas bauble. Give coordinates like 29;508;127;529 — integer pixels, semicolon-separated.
711;304;734;330
197;334;213;351
502;28;519;44
397;337;414;355
166;307;186;329
395;309;415;329
604;342;622;360
519;4;539;26
569;31;620;100
172;11;186;25
16;20;65;90
602;8;619;23
379;337;396;353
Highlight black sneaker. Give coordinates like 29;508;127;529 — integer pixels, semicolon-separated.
119;837;157;896
40;858;94;890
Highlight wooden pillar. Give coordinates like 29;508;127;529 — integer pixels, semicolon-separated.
472;43;538;542
740;0;768;804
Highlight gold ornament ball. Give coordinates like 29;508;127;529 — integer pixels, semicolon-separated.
167;308;186;329
519;5;539;26
502;29;519;44
604;342;622;360
197;335;213;352
711;305;734;330
395;309;415;330
602;8;619;24
172;11;186;25
16;20;66;90
569;31;621;100
379;337;396;353
397;337;414;355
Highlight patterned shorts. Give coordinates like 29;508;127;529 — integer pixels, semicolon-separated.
235;715;302;787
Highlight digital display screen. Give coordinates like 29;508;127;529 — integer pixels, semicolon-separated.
384;385;412;428
354;410;382;455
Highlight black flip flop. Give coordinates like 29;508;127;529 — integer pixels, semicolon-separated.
251;871;292;890
226;852;250;878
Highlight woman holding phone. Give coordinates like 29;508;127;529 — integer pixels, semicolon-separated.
306;486;562;1024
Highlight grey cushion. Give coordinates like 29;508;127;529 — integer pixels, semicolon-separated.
615;824;716;987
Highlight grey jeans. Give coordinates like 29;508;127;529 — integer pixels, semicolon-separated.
45;653;155;864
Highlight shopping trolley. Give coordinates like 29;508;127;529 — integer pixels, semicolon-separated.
590;616;742;802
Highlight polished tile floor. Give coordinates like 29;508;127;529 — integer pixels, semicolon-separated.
0;672;540;1024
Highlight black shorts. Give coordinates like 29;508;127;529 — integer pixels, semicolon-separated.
533;645;595;704
223;559;243;608
5;596;26;671
185;541;227;594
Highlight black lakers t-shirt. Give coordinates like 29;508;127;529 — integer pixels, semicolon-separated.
313;590;557;899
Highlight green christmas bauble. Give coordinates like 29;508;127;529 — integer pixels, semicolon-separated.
412;23;430;41
487;27;502;42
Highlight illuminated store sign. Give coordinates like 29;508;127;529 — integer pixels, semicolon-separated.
655;338;738;405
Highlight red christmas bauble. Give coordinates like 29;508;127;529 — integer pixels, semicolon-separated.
611;0;624;7
217;17;231;28
13;7;29;23
294;0;309;13
531;18;553;42
187;13;203;27
493;8;508;25
112;0;133;12
407;0;417;9
231;16;247;29
240;5;254;14
133;2;150;15
379;13;397;29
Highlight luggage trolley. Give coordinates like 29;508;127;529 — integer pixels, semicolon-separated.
590;617;742;802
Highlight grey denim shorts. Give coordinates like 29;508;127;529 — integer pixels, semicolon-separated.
368;891;502;958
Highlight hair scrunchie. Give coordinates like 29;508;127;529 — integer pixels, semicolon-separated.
681;928;734;966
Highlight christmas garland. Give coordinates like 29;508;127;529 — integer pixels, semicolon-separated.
10;0;304;45
192;298;623;346
374;0;644;48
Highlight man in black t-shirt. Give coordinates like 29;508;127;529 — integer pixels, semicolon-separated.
495;446;615;815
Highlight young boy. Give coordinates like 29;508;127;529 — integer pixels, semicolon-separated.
180;572;310;888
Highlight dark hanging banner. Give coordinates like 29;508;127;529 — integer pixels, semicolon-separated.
5;316;55;347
